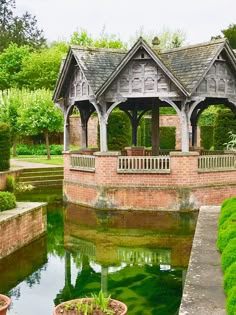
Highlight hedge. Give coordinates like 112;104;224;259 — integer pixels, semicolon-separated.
218;197;236;227
0;122;10;171
226;285;236;315
14;144;63;155
213;109;236;150
200;126;214;150
139;117;176;149
221;238;236;272
107;111;131;150
0;192;16;211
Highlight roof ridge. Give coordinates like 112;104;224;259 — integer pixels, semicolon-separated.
160;38;226;55
70;45;127;54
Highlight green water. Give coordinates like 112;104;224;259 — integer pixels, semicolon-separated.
0;191;197;315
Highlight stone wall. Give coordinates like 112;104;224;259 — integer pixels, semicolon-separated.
69;115;201;149
0;202;47;260
63;152;236;211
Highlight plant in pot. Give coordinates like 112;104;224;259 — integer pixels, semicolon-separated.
0;294;11;315
53;290;127;315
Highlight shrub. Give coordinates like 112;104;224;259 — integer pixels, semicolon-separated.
220;212;236;231
226;285;236;315
217;225;236;252
213;109;236;150
224;262;236;295
160;127;176;149
6;175;15;192
15;144;63;155
221;238;236;272
107;111;131;150
200;126;214;150
0;122;10;171
218;197;236;227
0;192;16;211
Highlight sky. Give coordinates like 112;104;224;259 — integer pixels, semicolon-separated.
15;0;236;46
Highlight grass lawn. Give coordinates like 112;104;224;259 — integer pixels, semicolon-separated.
12;155;64;165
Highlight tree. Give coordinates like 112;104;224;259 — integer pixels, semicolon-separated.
0;0;46;52
129;26;186;49
70;28;126;49
0;89;24;156
222;24;236;49
0;43;30;90
16;42;68;90
17;89;63;159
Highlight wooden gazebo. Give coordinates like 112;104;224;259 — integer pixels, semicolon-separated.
53;37;236;210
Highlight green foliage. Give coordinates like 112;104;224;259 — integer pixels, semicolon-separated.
226;285;236;315
224;262;236;295
218;197;236;227
129;26;186;49
0;0;46;52
0;44;30;89
200;126;214;149
0;122;10;171
6;175;15;192
198;105;221;126
139;118;176;149
213;109;236;150
221;238;236;272
15;144;63;155
224;131;236;151
107;111;131;150
70;28;126;49
159;127;176;149
222;24;236;49
16;43;68;90
217;226;236;252
0;191;16;211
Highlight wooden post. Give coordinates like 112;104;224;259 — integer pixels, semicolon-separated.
81;122;88;148
152;103;159;155
64;123;70;151
99;118;108;152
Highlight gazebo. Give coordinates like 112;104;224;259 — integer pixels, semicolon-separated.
53;37;236;210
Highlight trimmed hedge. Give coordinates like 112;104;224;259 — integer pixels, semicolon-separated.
139;117;176;149
14;144;63;155
107;111;131;151
0;192;16;211
226;285;236;315
224;262;236;295
0;122;10;171
213;109;236;150
200;126;214;150
217;226;236;252
221;238;236;272
218;197;236;227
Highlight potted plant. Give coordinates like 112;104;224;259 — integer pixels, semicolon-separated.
53;290;127;315
0;294;11;315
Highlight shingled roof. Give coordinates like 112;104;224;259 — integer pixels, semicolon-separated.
71;46;126;93
159;38;226;94
53;38;236;102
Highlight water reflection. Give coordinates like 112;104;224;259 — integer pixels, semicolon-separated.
0;202;197;315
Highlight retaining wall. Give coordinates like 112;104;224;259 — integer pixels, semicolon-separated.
63;152;236;210
0;202;47;260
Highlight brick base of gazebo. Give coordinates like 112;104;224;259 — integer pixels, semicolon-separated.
63;151;236;211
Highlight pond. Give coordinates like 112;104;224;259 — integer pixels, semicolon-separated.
0;191;198;315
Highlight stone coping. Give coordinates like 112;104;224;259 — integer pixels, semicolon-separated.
179;205;226;315
0;202;47;223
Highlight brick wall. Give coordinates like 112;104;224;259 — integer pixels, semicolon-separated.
0;169;22;191
0;203;47;260
63;152;236;210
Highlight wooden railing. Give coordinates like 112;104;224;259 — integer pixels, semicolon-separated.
117;156;170;173
198;154;236;171
71;154;95;172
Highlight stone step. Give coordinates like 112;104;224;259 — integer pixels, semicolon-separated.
18;174;64;182
20;179;63;187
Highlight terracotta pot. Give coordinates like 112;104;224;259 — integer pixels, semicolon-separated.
53;297;127;315
0;294;11;315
